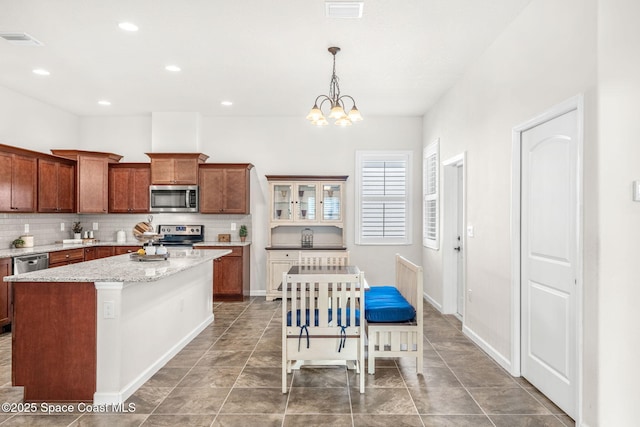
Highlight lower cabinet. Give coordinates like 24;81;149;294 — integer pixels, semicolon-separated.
0;258;12;328
265;249;348;301
84;246;114;261
200;246;250;301
49;249;84;268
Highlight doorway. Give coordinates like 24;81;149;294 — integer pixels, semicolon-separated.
442;153;466;318
511;96;583;420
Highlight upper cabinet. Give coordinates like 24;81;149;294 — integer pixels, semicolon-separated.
199;164;253;214
0;145;38;213
38;158;75;213
267;176;346;226
51;150;122;213
146;153;209;185
109;163;151;213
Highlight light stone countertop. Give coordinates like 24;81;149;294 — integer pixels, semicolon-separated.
0;240;250;259
3;249;231;283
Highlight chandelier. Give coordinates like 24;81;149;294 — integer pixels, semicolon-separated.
306;47;363;126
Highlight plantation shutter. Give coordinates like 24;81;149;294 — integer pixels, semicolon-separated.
356;152;412;245
423;141;439;249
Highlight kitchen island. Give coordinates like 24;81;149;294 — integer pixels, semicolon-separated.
3;248;231;404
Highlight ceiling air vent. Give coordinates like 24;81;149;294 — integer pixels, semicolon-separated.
0;32;44;46
325;1;364;19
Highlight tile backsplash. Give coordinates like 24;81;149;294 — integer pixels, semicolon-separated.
0;213;251;249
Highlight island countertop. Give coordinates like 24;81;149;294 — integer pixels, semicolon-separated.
3;248;231;283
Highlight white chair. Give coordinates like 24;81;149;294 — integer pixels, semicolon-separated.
282;271;365;394
298;251;349;267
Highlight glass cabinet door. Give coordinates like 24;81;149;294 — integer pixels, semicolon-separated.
296;184;317;221
321;183;342;221
273;184;292;220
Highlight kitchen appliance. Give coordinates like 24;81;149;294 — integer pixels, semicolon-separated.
116;229;126;243
149;185;198;213
14;253;49;274
19;235;34;248
157;224;205;247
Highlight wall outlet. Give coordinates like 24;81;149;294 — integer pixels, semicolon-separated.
93;222;99;230
103;301;115;319
24;223;29;233
230;223;237;231
467;225;474;237
468;289;473;302
60;222;65;231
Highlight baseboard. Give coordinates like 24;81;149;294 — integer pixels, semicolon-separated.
251;289;266;297
423;292;442;312
93;314;214;405
462;324;512;373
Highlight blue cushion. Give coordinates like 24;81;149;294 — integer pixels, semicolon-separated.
365;286;415;323
287;308;360;327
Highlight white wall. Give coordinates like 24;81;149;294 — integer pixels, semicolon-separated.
597;0;640;424
421;0;597;424
0;86;79;150
80;116;151;162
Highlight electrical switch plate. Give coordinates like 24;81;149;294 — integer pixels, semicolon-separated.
93;222;99;230
24;224;29;233
467;225;474;237
103;301;115;319
60;222;65;231
634;181;640;201
230;223;237;231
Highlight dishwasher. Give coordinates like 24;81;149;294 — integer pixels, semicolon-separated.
13;253;49;274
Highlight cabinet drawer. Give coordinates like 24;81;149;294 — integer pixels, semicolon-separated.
267;250;297;261
49;249;84;264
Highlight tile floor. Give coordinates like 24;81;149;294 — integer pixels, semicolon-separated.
0;298;574;426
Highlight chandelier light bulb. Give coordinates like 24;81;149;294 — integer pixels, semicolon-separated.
306;46;362;126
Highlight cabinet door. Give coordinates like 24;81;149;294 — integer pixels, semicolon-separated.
11;155;37;212
295;183;317;221
130;167;150;212
114;246;142;255
173;159;198;184
150;158;175;184
0;258;11;327
199;168;224;213
272;183;293;221
57;163;75;212
223;168;249;213
83;247;96;261
214;256;243;296
79;156;107;213
109;167;131;213
321;182;343;222
0;153;11;212
38;159;58;212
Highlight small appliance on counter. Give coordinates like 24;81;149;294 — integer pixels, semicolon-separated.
116;229;126;243
19;235;34;248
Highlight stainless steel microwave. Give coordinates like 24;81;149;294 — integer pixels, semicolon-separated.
149;185;198;212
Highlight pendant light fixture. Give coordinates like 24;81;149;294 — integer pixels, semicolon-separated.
306;47;363;126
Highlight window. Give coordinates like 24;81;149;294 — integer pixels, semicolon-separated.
423;140;439;249
355;151;412;245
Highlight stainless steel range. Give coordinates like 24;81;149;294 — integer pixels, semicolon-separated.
157;225;205;247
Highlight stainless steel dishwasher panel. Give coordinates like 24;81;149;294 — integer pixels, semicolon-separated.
13;253;49;274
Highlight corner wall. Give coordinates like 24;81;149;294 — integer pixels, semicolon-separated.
421;0;597;423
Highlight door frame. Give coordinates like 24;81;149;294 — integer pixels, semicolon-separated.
442;152;466;316
510;95;584;421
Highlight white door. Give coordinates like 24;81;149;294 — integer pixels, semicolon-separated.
455;165;464;317
520;108;578;418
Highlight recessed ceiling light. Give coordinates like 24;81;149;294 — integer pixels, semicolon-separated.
165;65;181;72
118;22;139;32
32;68;50;76
98;100;111;106
221;101;233;106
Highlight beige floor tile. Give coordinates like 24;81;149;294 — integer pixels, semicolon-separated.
420;415;494;426
409;386;483;415
467;386;552;415
350;387;418;415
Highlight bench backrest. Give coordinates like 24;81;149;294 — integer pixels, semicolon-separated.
395;254;423;323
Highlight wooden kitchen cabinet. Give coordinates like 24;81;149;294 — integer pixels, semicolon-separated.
200;245;250;301
146;153;209;185
49;248;85;268
0;148;37;213
109;163;151;213
199;164;253;214
83;246;114;261
113;246;143;255
0;257;12;329
38;158;75;213
51;150;122;213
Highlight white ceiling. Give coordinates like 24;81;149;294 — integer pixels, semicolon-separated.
0;0;532;118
